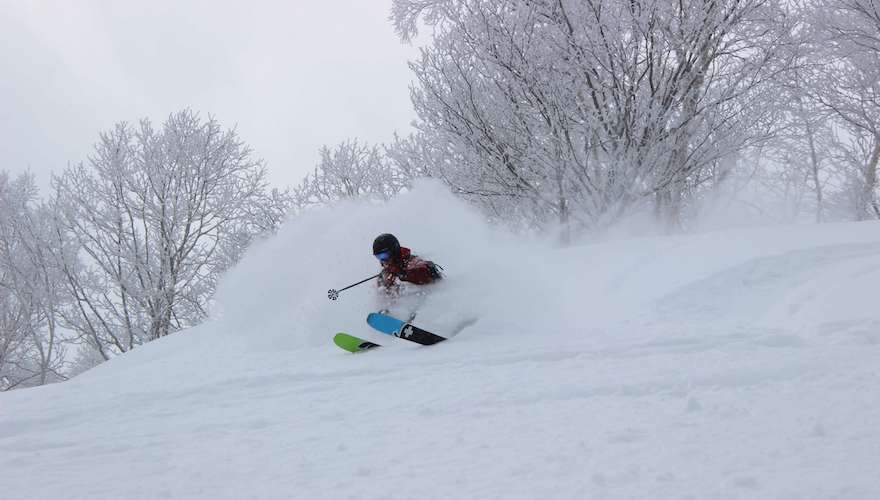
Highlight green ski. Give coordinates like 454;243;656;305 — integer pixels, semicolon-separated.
333;333;381;353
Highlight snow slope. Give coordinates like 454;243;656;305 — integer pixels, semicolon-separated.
3;181;880;499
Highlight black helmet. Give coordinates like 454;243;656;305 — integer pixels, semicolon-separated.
373;233;401;258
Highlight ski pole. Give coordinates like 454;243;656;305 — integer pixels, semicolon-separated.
328;273;381;301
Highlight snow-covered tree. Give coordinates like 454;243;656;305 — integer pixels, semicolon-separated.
812;0;880;220
293;139;405;209
391;0;794;234
0;171;67;390
747;3;840;223
51;110;289;360
385;132;436;182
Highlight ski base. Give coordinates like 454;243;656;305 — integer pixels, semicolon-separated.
366;312;447;346
333;333;381;353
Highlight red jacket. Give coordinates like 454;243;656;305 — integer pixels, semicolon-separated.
378;247;441;290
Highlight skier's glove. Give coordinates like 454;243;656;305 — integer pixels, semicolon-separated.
378;269;397;286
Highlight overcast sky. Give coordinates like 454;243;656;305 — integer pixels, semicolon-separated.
0;0;419;191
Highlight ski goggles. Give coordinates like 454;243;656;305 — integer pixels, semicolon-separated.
374;251;392;263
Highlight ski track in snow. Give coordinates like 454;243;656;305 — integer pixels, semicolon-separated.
2;183;880;499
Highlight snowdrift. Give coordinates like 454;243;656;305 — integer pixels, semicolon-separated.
3;180;880;499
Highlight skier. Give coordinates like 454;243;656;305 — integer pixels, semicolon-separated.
328;234;457;352
372;233;442;297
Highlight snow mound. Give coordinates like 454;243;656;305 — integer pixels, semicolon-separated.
3;181;880;499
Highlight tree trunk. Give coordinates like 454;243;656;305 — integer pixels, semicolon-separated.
865;135;880;220
802;110;824;223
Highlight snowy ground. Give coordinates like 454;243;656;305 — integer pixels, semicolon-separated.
3;182;880;499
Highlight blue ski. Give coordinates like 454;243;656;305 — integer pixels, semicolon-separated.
366;312;447;346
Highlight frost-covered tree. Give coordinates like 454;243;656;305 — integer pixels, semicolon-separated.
751;3;839;223
812;0;880;220
293;139;405;209
385;132;436;182
0;172;67;390
391;0;794;233
772;76;837;222
51;110;289;360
